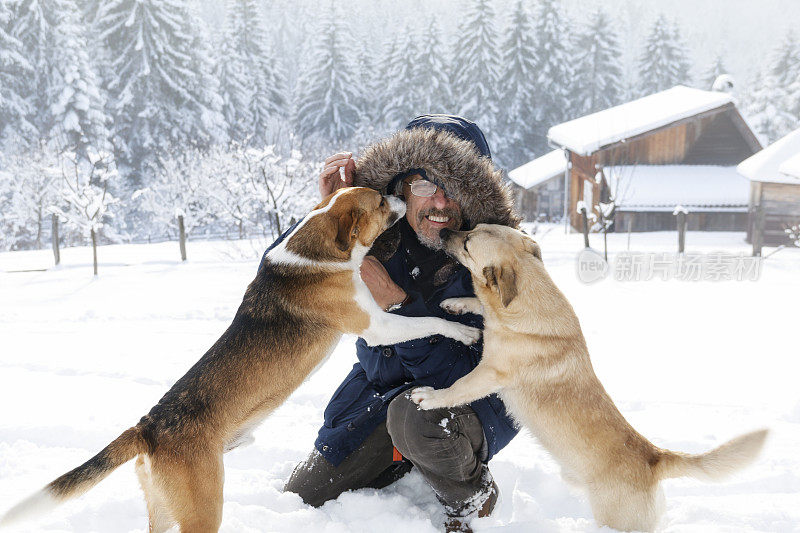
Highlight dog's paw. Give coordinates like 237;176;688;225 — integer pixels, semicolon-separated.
441;298;471;315
410;386;433;404
448;323;482;345
410;386;445;410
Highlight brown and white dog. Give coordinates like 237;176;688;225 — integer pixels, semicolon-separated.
0;187;480;533
411;223;767;532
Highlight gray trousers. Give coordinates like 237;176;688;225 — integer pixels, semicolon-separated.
284;392;491;514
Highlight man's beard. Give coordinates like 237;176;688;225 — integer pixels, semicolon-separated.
415;207;462;251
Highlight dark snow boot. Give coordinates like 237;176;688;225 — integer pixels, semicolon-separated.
444;479;499;533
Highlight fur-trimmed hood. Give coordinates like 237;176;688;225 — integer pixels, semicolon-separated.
354;127;521;260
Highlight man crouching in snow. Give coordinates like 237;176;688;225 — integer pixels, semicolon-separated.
271;115;521;532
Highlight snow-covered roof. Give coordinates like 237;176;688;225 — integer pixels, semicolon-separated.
508;149;566;189
779;153;800;179
548;86;734;156
605;165;749;212
737;128;800;184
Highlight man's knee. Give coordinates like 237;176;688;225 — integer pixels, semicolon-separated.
387;392;455;459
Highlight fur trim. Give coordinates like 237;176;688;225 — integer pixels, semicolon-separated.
354;127;521;260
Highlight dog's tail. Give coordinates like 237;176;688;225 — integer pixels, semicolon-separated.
653;428;768;482
0;426;144;528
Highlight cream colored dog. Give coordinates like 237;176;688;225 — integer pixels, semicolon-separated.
411;223;767;532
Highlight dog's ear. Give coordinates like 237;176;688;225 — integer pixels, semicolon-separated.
523;237;542;260
482;264;518;307
335;210;360;251
482;266;495;288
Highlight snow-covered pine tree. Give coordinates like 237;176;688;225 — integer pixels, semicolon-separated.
572;8;624;116
7;0;109;156
295;6;360;144
385;26;426;127
48;2;110;155
417;20;452;116
0;159;13;250
497;0;538;168
451;0;501;142
670;20;693;86
218;0;286;147
355;39;382;126
185;7;227;140
376;35;404;130
402;27;426;121
267;0;307;100
74;0;102;25
0;0;34;149
746;32;800;143
217;12;252;146
8;0;52;141
383;33;410;129
529;0;572;154
253;53;288;147
638;14;693;96
94;0;226;186
702;54;729;90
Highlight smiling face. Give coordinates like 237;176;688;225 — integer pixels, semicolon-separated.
401;174;463;250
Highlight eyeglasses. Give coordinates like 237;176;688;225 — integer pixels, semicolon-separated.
407;179;443;198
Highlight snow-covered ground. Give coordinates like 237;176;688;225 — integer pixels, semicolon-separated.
1;229;798;532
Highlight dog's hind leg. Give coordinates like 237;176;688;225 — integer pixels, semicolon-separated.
588;483;662;533
135;455;175;533
156;451;224;533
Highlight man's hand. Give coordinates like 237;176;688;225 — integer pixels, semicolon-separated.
319;152;356;198
361;256;407;311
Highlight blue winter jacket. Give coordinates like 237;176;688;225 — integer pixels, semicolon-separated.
259;226;519;467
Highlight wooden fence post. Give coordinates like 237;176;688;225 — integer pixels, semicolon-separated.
178;215;187;261
626;215;633;251
580;207;590;248
91;228;98;276
51;214;60;266
674;205;688;254
752;205;764;257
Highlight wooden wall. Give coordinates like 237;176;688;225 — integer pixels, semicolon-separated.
749;182;800;245
569;152;597;229
683;113;758;165
512;178;565;222
596;121;693;166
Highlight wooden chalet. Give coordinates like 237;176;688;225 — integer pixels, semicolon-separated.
512;86;763;231
737;128;800;250
507;149;566;221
